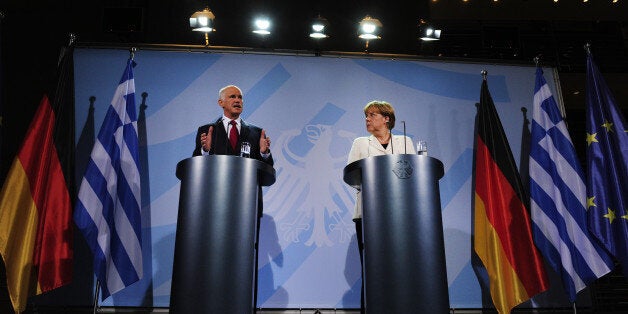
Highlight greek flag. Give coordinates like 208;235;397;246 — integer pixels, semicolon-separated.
529;67;613;302
74;58;142;299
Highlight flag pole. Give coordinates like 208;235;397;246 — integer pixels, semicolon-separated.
93;280;100;314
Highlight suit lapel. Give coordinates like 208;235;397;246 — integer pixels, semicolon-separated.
212;117;232;154
369;135;388;154
240;120;251;144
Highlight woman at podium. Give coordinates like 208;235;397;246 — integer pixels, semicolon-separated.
346;100;415;313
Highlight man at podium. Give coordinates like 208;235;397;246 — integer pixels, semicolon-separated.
347;100;415;313
193;84;274;167
190;84;274;310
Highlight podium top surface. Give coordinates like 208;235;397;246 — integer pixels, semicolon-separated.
343;154;444;187
176;155;276;186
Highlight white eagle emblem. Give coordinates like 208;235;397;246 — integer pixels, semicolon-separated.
263;124;356;247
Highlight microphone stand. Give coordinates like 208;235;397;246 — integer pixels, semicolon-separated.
402;120;407;154
389;128;394;154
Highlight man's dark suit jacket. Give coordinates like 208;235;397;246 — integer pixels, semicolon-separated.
192;116;274;219
193;117;274;167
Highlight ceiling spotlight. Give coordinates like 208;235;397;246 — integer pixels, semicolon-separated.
189;7;216;46
310;16;329;39
418;19;441;41
190;7;216;32
358;15;382;40
253;17;271;35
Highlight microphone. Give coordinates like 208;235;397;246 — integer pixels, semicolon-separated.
387;120;394;154
401;120;407;154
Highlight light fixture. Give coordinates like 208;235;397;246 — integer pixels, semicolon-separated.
253;17;271;35
358;15;382;52
358;15;382;40
189;6;215;46
418;19;441;41
310;15;329;39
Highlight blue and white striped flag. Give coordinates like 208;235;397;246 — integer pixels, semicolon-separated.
529;67;613;302
74;58;142;299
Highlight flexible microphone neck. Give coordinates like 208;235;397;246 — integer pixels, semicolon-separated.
402;120;407;154
389;129;394;154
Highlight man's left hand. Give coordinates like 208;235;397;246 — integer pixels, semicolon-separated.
260;129;271;154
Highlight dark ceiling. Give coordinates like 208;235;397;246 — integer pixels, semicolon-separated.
1;0;627;174
5;1;627;61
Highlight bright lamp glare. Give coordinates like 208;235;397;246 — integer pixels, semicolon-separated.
194;27;213;32
255;19;270;30
420;27;441;41
361;24;376;34
312;24;325;32
198;17;208;27
310;16;329;39
418;18;441;41
359;34;379;40
253;18;271;35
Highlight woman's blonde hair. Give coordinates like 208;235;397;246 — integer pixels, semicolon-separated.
364;100;396;129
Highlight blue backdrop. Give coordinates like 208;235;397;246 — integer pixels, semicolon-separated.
73;48;564;309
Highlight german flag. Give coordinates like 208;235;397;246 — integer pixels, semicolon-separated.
473;77;548;314
0;44;74;312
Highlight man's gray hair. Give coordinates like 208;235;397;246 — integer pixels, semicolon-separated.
218;85;242;100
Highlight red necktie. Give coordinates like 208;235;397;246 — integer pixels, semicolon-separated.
229;120;238;151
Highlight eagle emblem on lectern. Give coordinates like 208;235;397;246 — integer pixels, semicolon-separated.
392;160;413;179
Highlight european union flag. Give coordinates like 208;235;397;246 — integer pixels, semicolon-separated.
585;51;628;278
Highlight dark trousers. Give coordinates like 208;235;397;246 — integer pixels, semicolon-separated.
354;218;365;314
